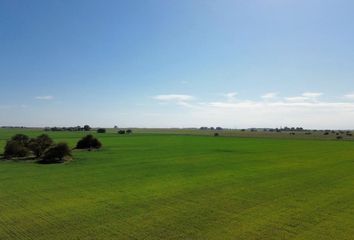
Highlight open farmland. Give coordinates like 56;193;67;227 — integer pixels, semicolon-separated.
1;128;354;239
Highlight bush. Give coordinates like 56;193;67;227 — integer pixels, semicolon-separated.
40;143;71;164
76;135;102;149
4;140;30;159
97;128;106;133
118;130;126;134
336;136;343;140
126;129;132;134
28;134;53;158
214;133;219;137
11;134;30;146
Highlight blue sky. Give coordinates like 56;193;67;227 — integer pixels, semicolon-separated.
1;0;354;129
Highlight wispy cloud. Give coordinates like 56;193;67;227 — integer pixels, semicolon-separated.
154;94;194;102
152;92;354;129
35;95;54;100
224;92;238;102
302;92;323;98
343;93;354;100
153;94;196;107
261;92;278;100
285;92;323;102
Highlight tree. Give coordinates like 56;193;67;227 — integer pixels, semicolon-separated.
76;135;102;149
83;125;91;131
11;134;30;146
40;143;71;163
97;128;106;133
3;140;30;159
28;134;54;158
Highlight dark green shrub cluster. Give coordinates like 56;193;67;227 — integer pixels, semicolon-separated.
3;134;71;164
97;128;106;133
76;135;102;150
4;134;31;159
29;134;54;158
3;133;103;164
4;140;30;159
39;143;72;164
117;129;132;134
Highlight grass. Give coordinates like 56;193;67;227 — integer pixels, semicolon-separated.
1;128;354;239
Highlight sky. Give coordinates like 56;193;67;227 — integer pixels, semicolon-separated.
1;0;354;129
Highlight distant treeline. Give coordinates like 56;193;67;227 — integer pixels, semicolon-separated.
199;126;306;132
200;127;224;130
44;125;92;132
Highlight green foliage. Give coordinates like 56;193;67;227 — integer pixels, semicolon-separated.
3;140;30;159
83;125;91;131
28;134;54;158
3;134;31;159
11;134;30;146
97;128;106;133
40;142;71;164
76;135;102;149
118;130;126;134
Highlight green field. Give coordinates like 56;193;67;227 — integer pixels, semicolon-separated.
1;129;354;239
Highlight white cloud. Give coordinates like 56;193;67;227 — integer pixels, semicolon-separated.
285;92;323;102
302;92;323;98
153;94;194;102
261;92;278;100
151;92;354;129
343;93;354;100
35;95;54;100
153;94;197;108
285;96;310;102
224;92;238;102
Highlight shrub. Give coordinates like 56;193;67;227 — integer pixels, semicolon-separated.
214;133;219;137
11;134;30;146
97;128;106;133
76;135;102;149
28;134;54;158
4;140;30;159
126;129;132;134
40;143;71;164
118;130;126;134
336;136;343;140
